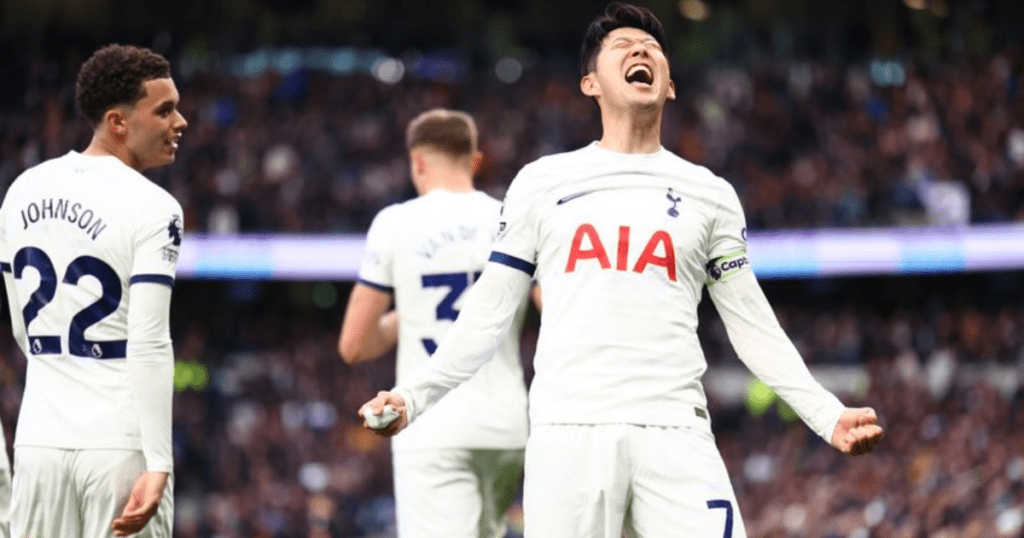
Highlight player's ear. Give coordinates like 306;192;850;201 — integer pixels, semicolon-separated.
667;79;676;101
410;149;426;176
471;151;483;175
580;73;601;98
104;107;129;136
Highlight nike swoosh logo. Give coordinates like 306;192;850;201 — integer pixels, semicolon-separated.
556;190;597;205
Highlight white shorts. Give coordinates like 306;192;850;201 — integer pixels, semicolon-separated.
523;424;746;538
393;447;525;538
10;447;173;538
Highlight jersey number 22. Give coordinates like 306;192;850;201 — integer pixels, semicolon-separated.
13;246;125;359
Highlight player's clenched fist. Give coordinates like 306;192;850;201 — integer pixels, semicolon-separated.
830;407;884;456
358;391;409;437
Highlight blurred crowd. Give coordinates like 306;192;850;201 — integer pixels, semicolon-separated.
1;43;1023;233
1;277;1021;537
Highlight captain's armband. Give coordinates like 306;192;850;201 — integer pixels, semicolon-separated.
705;252;751;285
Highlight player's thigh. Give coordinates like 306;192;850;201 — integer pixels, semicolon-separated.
523;425;630;538
10;447;79;538
393;448;482;538
470;448;524;538
75;449;172;538
626;426;747;538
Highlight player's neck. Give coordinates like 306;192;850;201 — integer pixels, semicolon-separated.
416;170;475;196
82;133;139;171
596;107;663;154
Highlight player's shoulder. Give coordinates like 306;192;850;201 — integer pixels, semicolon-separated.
658;148;738;198
659;149;724;183
15;152;179;207
520;145;594;178
108;162;179;207
506;145;595;198
393;190;499;215
4;152;73;196
366;200;408;232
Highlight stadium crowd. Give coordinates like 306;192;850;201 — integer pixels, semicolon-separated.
1;44;1022;233
1;277;1020;537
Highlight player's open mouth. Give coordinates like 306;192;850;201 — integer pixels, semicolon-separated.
167;137;180;150
625;64;654;87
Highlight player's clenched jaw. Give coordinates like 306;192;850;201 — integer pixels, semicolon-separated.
582;27;676;114
121;78;187;171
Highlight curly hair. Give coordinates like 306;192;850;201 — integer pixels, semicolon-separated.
580;2;669;77
75;44;171;126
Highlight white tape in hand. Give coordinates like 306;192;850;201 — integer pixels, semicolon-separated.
363;404;400;429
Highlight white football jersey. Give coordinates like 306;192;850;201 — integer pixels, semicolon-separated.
0;151;182;451
492;142;749;427
359;189;529;451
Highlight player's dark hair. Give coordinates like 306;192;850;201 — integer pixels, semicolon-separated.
406;109;478;158
75;44;171;126
580;2;669;76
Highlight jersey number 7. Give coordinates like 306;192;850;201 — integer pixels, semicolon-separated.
419;271;481;355
12;246;125;359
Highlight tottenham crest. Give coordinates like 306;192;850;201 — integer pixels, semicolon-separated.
666;188;682;217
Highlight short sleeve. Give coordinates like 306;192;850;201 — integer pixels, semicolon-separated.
129;195;183;288
705;181;751;285
489;168;539;276
357;207;396;292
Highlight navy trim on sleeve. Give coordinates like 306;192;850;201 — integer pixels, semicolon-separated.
0;262;10;273
129;274;175;288
489;251;536;276
358;279;394;293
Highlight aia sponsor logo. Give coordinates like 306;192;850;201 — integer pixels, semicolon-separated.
565;224;677;281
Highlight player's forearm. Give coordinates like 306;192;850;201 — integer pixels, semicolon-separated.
395;263;531;422
127;345;174;473
709;271;844;441
126;283;175;473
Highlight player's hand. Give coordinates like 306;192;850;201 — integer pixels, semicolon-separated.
111;471;168;536
830;407;883;456
358;391;409;437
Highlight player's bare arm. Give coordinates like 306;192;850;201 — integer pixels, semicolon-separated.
339;283;397;364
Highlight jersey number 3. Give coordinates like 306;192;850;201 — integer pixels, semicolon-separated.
13;246;125;359
419;271;480;355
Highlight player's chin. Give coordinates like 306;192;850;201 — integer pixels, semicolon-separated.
626;91;664;108
158;150;177;165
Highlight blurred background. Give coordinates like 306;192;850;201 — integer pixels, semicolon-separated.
1;0;1024;536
